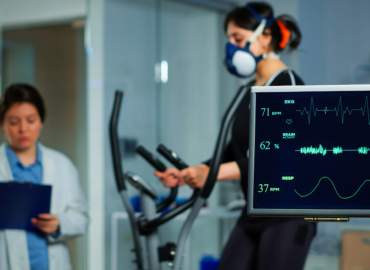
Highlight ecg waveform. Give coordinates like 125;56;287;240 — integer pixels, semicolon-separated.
296;145;370;156
294;177;370;199
296;96;370;124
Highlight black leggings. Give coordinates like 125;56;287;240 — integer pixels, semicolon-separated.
218;219;315;270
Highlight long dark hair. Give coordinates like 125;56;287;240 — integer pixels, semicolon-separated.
224;2;301;52
0;83;46;124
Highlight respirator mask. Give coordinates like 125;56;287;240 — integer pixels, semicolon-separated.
224;6;278;78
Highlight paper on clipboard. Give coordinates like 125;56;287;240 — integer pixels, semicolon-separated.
0;181;52;230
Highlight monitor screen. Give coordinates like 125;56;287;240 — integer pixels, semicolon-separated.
248;85;370;217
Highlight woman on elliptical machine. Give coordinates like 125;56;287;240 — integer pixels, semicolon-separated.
155;2;316;270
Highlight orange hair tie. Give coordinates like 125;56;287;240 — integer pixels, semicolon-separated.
277;19;290;49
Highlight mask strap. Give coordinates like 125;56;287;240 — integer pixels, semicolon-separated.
249;19;266;43
246;6;276;44
246;6;275;25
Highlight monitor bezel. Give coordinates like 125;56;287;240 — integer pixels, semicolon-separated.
247;84;370;217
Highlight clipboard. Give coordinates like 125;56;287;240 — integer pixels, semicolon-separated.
0;181;52;230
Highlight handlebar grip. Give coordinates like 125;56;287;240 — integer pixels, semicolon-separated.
125;172;158;200
109;91;126;191
140;188;200;231
137;145;178;213
157;144;188;170
137;144;201;231
201;85;249;199
156;186;178;213
136;146;166;172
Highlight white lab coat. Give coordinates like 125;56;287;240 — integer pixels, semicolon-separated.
0;142;89;270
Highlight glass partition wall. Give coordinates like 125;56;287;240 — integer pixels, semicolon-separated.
1;0;240;269
103;0;240;269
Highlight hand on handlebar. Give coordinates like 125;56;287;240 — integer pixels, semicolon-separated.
179;164;210;189
155;168;185;187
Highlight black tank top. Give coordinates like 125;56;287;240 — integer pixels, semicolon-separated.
223;71;307;230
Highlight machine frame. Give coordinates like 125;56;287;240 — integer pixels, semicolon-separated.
247;84;370;217
110;84;248;270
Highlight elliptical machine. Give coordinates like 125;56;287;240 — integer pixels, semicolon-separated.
110;85;248;270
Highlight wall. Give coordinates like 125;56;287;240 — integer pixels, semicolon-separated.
85;0;105;269
1;0;86;28
299;0;370;85
3;26;81;164
4;0;370;269
98;1;305;269
298;1;370;269
2;40;36;88
103;1;157;268
0;0;92;267
212;1;370;270
102;1;229;269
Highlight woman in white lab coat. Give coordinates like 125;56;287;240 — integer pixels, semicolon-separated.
0;83;89;270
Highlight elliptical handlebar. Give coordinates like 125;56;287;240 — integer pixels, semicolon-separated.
137;146;167;172
173;85;250;270
157;144;189;170
136;145;178;212
110;85;249;270
109;90;144;270
201;85;249;199
124;172;158;200
140;188;200;231
110;91;126;191
139;144;200;232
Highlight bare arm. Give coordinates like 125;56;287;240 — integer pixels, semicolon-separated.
176;162;240;189
217;161;241;181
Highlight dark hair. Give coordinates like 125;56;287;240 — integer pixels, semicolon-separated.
224;2;301;52
0;83;46;124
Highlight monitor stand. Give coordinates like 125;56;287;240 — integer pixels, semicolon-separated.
305;217;349;223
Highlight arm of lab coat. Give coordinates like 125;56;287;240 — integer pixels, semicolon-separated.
48;164;89;243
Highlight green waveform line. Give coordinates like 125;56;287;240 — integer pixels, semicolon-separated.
296;96;370;125
299;145;327;156
294;177;370;199
332;146;343;154
358;147;370;154
296;145;370;156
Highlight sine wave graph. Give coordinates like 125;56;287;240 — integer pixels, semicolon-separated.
296;145;370;156
295;177;370;199
296;96;370;124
